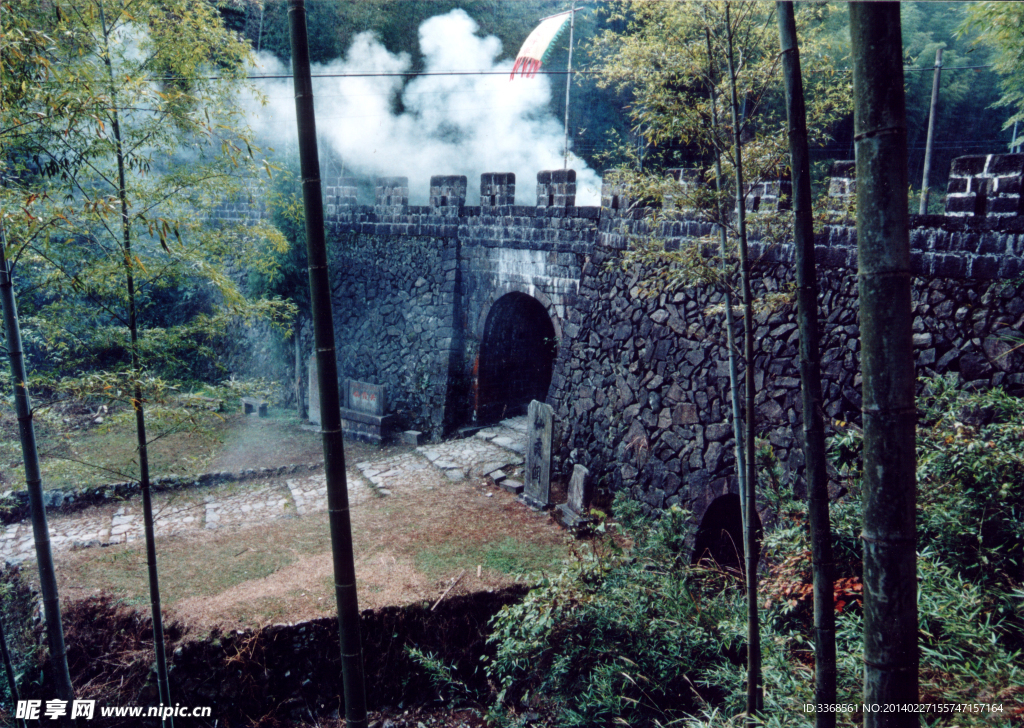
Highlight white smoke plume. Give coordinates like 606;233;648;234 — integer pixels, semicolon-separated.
243;9;601;205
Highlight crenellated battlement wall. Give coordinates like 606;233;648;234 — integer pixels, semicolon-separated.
209;152;1024;234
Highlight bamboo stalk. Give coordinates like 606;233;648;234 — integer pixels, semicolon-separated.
849;5;918;725
705;27;747;508
0;611;28;728
777;5;836;726
97;6;173;720
1;226;75;728
287;4;368;726
724;4;762;720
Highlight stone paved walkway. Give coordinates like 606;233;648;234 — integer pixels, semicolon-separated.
1;417;528;564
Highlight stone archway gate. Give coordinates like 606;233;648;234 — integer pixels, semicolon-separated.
319;170;595;441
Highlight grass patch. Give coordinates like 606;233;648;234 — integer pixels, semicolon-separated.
221;594;307;625
0;405;230;492
67;530;303;605
414;536;566;580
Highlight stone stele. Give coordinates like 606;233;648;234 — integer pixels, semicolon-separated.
521;399;553;509
307;355;321;427
556;464;593;529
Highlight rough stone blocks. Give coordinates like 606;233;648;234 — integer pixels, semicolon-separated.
537;169;576;208
946;153;1024;218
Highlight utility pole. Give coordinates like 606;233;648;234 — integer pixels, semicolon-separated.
919;48;943;215
562;0;576;169
287;3;368;726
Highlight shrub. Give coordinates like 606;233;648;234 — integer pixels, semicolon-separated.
916;377;1024;587
483;380;1024;726
0;566;41;717
485;498;730;727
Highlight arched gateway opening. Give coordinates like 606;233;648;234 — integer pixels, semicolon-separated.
691;494;761;573
476;292;557;424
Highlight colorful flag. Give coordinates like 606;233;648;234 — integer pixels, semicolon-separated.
510;10;572;79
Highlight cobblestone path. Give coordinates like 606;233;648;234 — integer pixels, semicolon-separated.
1;418;528;563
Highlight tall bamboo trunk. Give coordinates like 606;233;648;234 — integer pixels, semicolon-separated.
776;4;836;725
723;4;761;719
0;228;74;728
287;3;368;726
849;5;918;726
705;29;747;504
98;7;174;721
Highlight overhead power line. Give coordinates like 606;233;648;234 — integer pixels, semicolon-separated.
233;70;598;81
238;64;992;81
36;63;997;85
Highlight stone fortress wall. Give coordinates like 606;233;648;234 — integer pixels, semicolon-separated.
553;158;1024;519
212;153;1024;523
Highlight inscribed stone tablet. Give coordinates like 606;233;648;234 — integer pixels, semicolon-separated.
348;380;386;416
522;399;553;508
307;356;321;426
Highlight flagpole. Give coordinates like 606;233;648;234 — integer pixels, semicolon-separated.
562;0;576;169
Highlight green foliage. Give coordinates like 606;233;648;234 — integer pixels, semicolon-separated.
959;2;1024;132
916;375;1024;587
485;496;727;727
405;646;475;707
755;438;796;516
0;567;40;714
591;1;849;179
2;0;295;385
826;420;863;485
244;163;311;311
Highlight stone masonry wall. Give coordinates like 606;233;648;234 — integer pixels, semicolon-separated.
324;226;457;440
548;212;1024;523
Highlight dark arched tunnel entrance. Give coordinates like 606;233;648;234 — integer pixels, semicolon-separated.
476;292;557;424
691;494;762;572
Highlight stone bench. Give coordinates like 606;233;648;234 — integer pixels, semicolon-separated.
241;397;268;417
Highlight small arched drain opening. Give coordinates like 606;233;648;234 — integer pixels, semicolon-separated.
476;292;557;424
691;494;761;573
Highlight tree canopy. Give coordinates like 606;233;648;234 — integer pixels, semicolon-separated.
960;2;1024;137
1;0;293;382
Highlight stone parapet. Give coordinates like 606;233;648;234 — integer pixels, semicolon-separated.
480;172;516;210
324;176;360;216
946;153;1024;218
429;175;467;217
537;169;576;208
826;160;856;217
375;176;409;216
